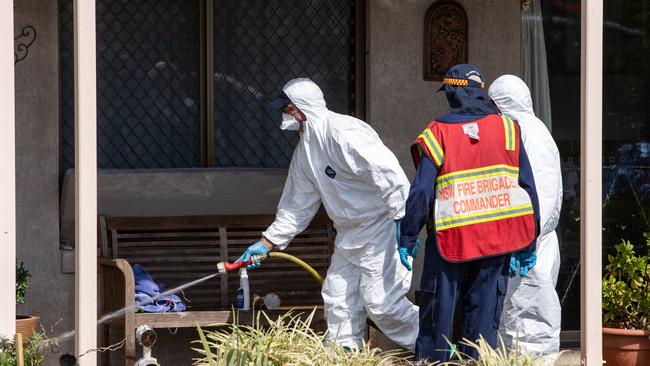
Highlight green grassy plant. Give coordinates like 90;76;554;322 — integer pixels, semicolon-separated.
192;309;554;366
443;337;557;366
192;310;410;366
442;335;552;366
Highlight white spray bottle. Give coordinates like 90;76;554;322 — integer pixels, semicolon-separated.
236;267;250;310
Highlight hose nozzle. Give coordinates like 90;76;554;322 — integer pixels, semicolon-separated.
217;254;268;273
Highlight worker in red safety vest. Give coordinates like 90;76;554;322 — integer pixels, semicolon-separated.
398;64;540;363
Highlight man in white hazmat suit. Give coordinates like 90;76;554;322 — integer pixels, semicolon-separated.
488;75;563;356
235;78;419;349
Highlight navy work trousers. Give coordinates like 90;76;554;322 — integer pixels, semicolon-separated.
415;242;510;363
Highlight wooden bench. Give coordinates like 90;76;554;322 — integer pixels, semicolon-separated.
97;214;333;364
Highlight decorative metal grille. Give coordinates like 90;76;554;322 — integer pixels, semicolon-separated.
60;0;201;172
213;0;357;168
60;0;358;173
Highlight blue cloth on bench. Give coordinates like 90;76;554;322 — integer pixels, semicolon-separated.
133;264;187;313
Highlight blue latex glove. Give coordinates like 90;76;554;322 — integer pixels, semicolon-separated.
396;219;420;271
518;251;537;277
236;241;269;270
509;252;537;277
398;240;420;271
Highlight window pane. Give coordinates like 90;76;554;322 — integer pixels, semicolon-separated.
601;0;650;259
60;0;201;171
212;0;357;168
541;0;582;332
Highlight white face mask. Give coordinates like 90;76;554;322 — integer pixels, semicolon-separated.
280;113;301;131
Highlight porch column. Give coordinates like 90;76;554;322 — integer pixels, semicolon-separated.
0;0;16;338
580;0;603;365
74;0;97;364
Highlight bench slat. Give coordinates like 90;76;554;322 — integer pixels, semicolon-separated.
226;237;331;245
119;248;221;255
227;229;328;237
116;240;222;247
117;232;221;239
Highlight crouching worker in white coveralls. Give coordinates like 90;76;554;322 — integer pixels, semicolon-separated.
232;78;419;349
489;75;563;358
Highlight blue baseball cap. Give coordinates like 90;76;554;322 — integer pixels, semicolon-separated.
437;64;486;92
268;91;292;110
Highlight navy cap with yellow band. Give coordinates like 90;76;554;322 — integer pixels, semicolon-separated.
437;64;486;92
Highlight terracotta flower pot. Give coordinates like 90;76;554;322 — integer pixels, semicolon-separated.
15;315;39;343
603;327;650;365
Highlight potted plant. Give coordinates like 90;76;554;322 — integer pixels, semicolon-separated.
15;262;39;343
602;232;650;365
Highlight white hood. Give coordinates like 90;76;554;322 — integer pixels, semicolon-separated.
281;78;328;124
488;75;537;127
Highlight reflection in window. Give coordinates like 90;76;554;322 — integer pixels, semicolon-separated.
60;0;201;170
542;0;650;331
212;0;357;168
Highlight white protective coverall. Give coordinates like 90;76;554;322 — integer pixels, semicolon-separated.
488;75;563;355
262;78;419;349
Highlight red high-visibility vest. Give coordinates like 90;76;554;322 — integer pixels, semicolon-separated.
411;114;535;262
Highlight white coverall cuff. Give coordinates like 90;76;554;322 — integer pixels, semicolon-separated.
261;229;289;250
391;208;405;222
